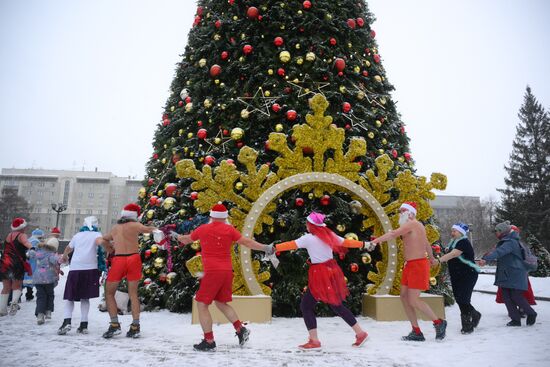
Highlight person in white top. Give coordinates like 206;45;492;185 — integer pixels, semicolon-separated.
273;212;369;350
57;216;105;335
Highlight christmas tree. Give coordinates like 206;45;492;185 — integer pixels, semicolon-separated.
138;0;448;315
497;86;550;251
527;234;550;278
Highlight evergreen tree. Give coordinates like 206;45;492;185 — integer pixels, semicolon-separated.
497;86;550;250
527;234;550;277
0;187;32;240
138;0;448;315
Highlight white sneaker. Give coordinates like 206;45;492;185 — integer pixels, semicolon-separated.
45;311;52;319
37;313;45;325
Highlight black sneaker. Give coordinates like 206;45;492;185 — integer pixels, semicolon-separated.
126;324;141;338
471;309;482;328
193;339;216;351
434;319;447;340
57;319;72;335
506;319;521;327
77;322;88;334
236;326;250;346
401;331;425;341
102;322;122;338
526;313;537;326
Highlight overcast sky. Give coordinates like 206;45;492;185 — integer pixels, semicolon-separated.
1;0;549;200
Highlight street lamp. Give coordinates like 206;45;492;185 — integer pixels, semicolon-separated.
51;203;67;228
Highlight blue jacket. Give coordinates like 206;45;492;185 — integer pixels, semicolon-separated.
28;248;60;285
482;231;528;291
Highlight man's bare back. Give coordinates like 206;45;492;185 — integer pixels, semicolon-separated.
103;221;155;255
372;218;435;262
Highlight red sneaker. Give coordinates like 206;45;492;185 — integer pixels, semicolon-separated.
298;339;322;350
352;331;368;347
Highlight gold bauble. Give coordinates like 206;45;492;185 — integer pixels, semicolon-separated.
198;58;207;67
240;33;246;40
430;277;437;286
295;43;301;49
268;69;274;75
264;90;271;97
398;156;405;162
344;233;359;241
163;197;176;210
308;193;314;199
375;120;382;128
336;224;346;232
191;241;201;251
361;253;372;264
368;132;375;139
275;123;284;132
374;75;382;83
213;34;221;41
382;138;387;145
239;56;245;62
363;60;371;67
187;132;194;138
354;65;361;73
240;109;250;119
146;209;155;219
339;85;347;93
203;99;212;108
297;10;303;15
231;127;244;140
138;187;146;199
154;257;164;269
185;102;193;112
178;129;184;136
170;106;175;112
279;51;291;63
380;97;387;105
233;15;238;21
214;137;221;145
150;244;158;253
378;149;385;155
178;209;187;217
305;52;316;62
296;57;304;65
357;91;365;100
214;79;220;85
325;13;332;21
161;158;166;165
235;182;244;190
143;233;151;241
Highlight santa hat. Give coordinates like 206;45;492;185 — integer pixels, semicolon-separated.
399;201;417;216
11;218;27;231
51;227;61;234
121;203;141;219
306;212;327;227
452;223;469;236
210;202;228;219
510;225;520;233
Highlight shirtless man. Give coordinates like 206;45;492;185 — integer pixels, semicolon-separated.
100;203;156;339
368;202;447;341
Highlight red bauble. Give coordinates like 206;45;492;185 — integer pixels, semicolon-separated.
295;198;304;207
345;124;351;130
274;37;284;47
370;30;376;38
226;158;235;165
334;58;346;72
303;0;312;9
147;178;154;186
149;196;158;206
190;191;199;200
391;149;398;158
196;6;203;16
373;54;381;64
432;245;441;254
342;102;351;113
404;152;412;161
197;120;203;127
165;184;177;197
347;18;356;29
362;70;368;77
400;126;406;134
243;44;253;55
284;86;292;94
329;37;337;46
228;0;234;4
210;64;222;77
143;278;152;286
350;263;359;272
159;274;167;282
221;51;229;60
286;110;297;121
356;17;365;27
144;249;152;258
152;153;159;159
320;195;331;206
178;100;183;107
236;141;244;148
193;15;201;26
197;128;207;139
264;141;270;151
163;118;170;126
171;155;180;164
185;96;191;104
302;147;313;154
204;155;215;165
271;103;281;112
246;6;259;19
277;68;285;76
215;20;221;29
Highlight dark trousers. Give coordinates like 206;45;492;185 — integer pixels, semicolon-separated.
501;287;536;321
451;271;478;315
300;290;357;330
35;283;55;316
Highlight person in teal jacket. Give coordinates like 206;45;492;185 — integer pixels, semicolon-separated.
23;228;44;301
481;221;537;326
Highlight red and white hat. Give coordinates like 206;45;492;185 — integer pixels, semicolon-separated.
51;227;61;234
210;202;228;219
11;217;27;231
399;201;417;216
121;203;141;219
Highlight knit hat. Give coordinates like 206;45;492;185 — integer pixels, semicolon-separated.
399;201;417;216
45;237;59;251
11;218;27;231
495;220;511;234
210;202;228;218
306;212;327;227
83;216;98;230
121;203;141;219
452;223;469;236
51;227;61;234
31;229;45;238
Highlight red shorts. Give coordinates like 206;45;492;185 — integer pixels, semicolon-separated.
107;254;142;282
195;271;233;305
401;258;429;290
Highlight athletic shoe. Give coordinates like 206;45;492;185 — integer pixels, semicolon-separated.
298;339;322;350
37;313;45;325
102;322;122;338
45;311;52;320
526;313;537;326
352;331;368;347
126;324;141;338
193;339;216;351
236;326;250;346
77;322;88;334
401;331;425;341
471;309;482;328
434;319;447;340
57;319;72;335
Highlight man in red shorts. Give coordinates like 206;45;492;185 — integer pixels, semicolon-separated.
100;203;157;339
369;202;447;341
176;202;272;351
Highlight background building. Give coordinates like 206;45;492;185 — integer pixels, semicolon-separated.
0;168;142;239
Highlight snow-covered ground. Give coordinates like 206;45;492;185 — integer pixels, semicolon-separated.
1;273;549;367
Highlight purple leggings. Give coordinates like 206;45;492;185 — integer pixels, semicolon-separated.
300;290;357;330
